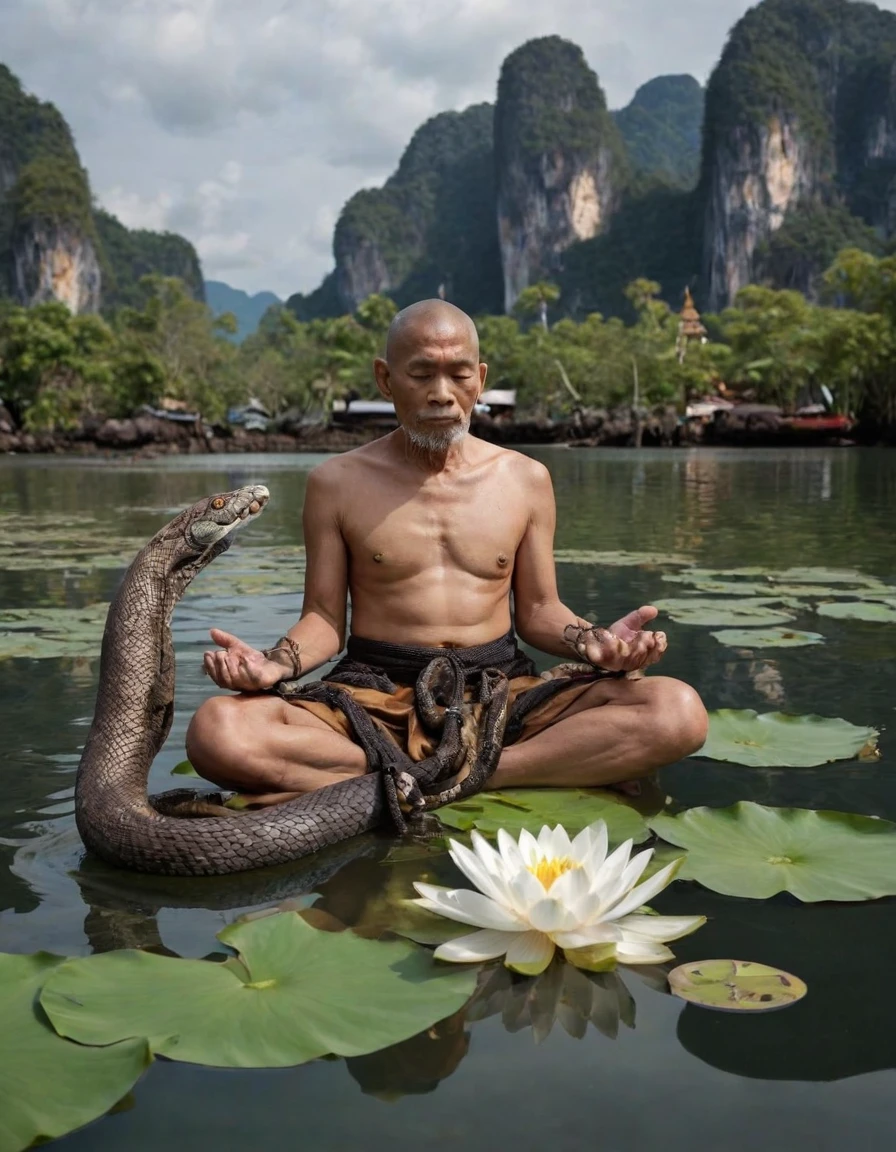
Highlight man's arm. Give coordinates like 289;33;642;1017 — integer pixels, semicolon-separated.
511;459;666;672
285;463;349;670
202;464;349;691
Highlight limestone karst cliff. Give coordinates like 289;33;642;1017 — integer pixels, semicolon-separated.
0;63;203;314
700;0;896;309
292;0;896;322
289;103;503;319
494;37;629;313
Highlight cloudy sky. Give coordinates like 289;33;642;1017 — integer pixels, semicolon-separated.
2;0;894;300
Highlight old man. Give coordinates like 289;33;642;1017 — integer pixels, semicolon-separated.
186;300;707;803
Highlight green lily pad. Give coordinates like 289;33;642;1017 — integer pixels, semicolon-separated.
668;959;807;1012
437;789;649;844
816;601;896;624
649;802;896;901
41;912;476;1069
0;952;151;1152
171;760;200;778
709;628;824;649
695;709;879;767
654;598;796;627
0;603;110;660
553;550;693;568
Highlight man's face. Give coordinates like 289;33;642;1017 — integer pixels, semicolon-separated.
375;320;487;451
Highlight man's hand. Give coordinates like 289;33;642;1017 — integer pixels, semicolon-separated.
567;606;667;673
202;628;288;692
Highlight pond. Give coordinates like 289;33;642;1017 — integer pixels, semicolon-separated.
1;447;894;1151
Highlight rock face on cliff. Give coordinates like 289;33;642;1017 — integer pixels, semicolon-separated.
13;218;101;312
701;0;896;309
0;63;203;314
494;37;629;313
290;103;503;319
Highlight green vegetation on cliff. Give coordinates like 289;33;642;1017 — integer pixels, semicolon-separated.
613;75;704;188
495;36;626;168
701;0;896;195
0;66;96;293
558;182;701;320
290;103;502;319
94;210;204;312
0;62;204;312
754;201;881;293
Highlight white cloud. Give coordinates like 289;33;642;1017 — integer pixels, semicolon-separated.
2;0;895;296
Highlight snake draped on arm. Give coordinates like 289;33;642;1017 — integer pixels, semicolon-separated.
74;486;510;877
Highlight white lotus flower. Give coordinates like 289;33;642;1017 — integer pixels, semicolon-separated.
412;820;705;976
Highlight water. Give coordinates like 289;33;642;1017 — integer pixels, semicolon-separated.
1;447;894;1151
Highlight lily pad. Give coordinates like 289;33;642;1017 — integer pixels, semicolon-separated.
649;802;896;901
170;760;200;778
668;959;807;1013
41;912;476;1069
709;628;824;649
816;601;896;624
695;709;879;767
0;952;151;1152
0;603;110;660
437;789;649;844
553;550;693;568
654;598;795;627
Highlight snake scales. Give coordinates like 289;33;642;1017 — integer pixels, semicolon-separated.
74;485;511;876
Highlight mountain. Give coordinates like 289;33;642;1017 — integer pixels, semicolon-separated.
700;0;896;307
0;62;203;314
288;0;896;321
287;102;503;319
613;74;704;188
494;36;629;311
205;280;280;341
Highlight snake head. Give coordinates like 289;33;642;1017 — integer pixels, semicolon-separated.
187;485;270;551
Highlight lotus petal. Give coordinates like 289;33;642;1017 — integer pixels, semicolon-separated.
412;884;524;931
504;931;555;976
434;929;522;964
615;913;707;943
614;940;676;965
601;858;682;922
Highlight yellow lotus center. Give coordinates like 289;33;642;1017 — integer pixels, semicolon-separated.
529;855;580;890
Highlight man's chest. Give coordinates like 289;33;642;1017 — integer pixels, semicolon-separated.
343;482;527;580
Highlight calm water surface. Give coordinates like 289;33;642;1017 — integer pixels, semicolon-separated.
1;448;895;1151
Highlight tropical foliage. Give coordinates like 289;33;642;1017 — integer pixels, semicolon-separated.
5;249;896;436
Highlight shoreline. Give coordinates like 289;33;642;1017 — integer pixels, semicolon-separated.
0;407;875;458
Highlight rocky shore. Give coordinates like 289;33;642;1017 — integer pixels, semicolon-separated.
0;403;868;457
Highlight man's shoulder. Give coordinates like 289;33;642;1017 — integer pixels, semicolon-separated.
308;440;384;485
482;442;551;486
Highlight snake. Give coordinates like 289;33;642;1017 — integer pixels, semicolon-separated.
74;485;510;877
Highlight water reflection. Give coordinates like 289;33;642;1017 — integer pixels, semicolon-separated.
2;449;896;1143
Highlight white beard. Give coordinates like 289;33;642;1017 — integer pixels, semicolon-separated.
406;417;469;453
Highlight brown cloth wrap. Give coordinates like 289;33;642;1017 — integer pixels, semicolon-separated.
285;628;615;762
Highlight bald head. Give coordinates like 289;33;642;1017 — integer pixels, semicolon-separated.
384;299;479;363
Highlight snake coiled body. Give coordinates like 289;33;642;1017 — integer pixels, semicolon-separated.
74;486;509;877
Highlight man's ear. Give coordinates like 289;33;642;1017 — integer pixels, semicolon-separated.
373;357;391;399
478;361;488;397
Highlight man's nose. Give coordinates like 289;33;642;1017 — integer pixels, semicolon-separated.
427;376;454;404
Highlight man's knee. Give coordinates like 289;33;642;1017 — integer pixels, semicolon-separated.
642;676;708;761
186;695;253;777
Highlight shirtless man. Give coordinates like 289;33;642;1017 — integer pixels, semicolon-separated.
186;299;707;800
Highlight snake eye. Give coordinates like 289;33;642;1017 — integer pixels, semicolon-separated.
212;497;226;509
